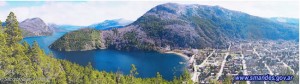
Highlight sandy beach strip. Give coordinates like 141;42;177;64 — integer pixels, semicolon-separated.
164;51;189;60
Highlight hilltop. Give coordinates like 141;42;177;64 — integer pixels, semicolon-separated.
19;18;54;37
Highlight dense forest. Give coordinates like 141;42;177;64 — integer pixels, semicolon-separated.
0;12;195;84
49;28;104;51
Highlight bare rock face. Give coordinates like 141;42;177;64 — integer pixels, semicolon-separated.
19;18;53;37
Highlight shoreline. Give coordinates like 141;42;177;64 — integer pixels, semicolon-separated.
164;51;190;60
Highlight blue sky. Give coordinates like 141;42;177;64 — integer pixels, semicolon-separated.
0;1;298;26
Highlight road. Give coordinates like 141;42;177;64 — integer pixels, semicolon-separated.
276;57;295;74
264;48;294;74
189;54;195;64
253;48;261;59
215;52;229;80
253;47;272;84
198;50;216;67
215;43;231;80
253;48;274;75
264;63;274;75
241;53;250;84
191;50;215;82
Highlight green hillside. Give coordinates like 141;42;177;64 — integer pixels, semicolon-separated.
49;28;105;51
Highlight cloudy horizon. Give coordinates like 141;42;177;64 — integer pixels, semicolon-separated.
0;1;298;26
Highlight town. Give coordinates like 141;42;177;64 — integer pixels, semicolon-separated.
174;40;299;84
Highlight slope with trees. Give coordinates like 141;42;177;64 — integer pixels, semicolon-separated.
49;28;105;51
101;3;299;51
51;3;298;52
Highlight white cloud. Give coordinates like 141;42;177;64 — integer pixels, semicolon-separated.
191;1;299;18
0;1;298;26
1;1;166;26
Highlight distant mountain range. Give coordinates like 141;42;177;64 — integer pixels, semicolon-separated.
88;19;133;30
18;18;132;37
48;18;132;33
48;24;83;32
49;3;299;51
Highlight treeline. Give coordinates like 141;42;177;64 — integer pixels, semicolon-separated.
0;12;194;84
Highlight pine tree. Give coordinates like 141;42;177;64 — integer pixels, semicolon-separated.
181;69;193;84
0;20;6;79
5;12;22;46
156;72;163;84
30;41;43;64
172;76;180;84
130;64;138;77
21;41;30;55
0;20;3;30
83;75;91;84
130;64;138;84
56;71;67;84
0;21;7;56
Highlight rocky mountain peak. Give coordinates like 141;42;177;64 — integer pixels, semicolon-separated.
19;17;53;37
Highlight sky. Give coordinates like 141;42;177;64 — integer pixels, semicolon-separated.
0;1;299;26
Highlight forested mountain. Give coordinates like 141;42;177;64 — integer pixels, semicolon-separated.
0;12;194;84
51;3;298;51
49;28;105;51
19;18;54;37
103;3;299;51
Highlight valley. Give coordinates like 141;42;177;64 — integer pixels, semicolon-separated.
45;3;299;84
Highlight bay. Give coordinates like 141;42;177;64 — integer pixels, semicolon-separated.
23;32;187;80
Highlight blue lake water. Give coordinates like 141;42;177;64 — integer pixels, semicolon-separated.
23;32;187;80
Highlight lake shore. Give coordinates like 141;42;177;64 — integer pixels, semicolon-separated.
164;51;190;60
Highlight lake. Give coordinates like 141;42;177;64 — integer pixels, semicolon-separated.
23;32;187;80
